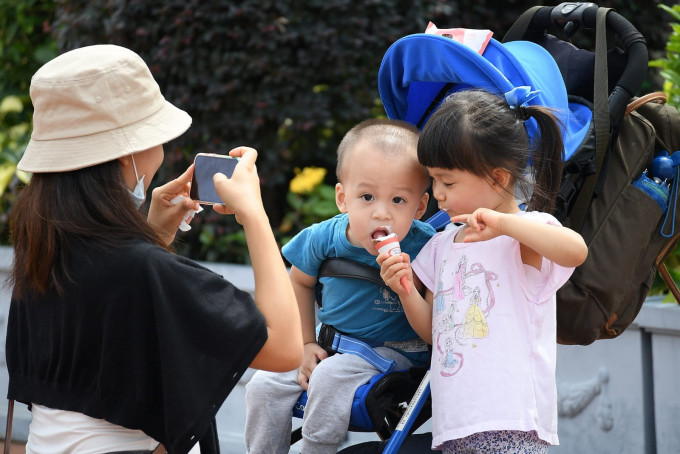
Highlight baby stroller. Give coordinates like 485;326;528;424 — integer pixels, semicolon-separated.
293;2;648;453
380;1;661;348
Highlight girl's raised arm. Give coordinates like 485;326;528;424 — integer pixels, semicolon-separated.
452;209;588;269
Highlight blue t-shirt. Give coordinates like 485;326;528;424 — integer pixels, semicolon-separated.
282;214;435;365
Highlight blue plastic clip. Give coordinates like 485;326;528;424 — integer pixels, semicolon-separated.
649;150;680;238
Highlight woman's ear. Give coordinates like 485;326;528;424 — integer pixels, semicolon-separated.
118;155;135;190
335;182;348;213
118;155;132;167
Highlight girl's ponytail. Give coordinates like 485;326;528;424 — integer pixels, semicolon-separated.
524;106;564;214
419;89;566;215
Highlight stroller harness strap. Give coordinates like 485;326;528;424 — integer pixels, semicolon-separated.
317;324;423;373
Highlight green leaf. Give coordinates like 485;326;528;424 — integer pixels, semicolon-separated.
659;4;680;23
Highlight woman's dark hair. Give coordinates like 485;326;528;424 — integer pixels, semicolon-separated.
9;159;164;298
418;89;564;213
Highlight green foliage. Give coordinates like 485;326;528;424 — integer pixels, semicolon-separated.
648;3;680;302
0;0;57;96
0;96;31;192
651;252;680;302
51;0;463;262
0;0;57;244
3;0;674;263
650;4;680;107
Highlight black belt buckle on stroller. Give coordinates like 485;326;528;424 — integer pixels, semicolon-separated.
317;324;339;357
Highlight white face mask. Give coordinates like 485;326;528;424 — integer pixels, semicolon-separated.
127;155;146;209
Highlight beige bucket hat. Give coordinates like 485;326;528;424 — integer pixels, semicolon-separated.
19;44;192;173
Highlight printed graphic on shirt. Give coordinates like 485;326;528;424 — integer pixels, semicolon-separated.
373;286;404;313
432;254;498;377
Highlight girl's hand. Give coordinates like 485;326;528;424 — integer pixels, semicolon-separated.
377;251;413;297
297;342;329;390
212;147;266;225
148;164;201;246
450;208;507;242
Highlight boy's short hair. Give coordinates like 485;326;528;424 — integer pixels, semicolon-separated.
336;118;422;183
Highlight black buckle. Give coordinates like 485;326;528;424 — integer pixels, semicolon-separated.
317;324;339;356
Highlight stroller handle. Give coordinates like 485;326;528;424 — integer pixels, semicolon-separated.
509;2;648;126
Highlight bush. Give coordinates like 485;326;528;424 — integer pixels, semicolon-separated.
51;0;468;262
0;0;56;243
4;0;674;262
650;4;680;106
648;3;680;299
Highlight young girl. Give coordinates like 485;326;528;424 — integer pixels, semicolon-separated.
378;89;588;453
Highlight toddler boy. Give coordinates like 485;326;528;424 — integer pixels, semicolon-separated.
244;119;435;454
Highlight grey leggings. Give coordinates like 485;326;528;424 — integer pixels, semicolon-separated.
244;347;413;454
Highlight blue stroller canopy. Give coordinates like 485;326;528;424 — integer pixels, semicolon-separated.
378;33;592;160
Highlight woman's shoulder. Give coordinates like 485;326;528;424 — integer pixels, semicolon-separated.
94;239;210;276
103;238;172;262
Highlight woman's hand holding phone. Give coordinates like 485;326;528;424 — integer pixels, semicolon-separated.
148;164;201;245
212;147;267;226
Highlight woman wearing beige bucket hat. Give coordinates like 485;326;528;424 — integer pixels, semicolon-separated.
4;44;302;454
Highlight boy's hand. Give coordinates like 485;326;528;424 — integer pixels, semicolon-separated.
377;251;413;297
298;342;329;390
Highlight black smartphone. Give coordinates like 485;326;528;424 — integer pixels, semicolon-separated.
189;153;239;204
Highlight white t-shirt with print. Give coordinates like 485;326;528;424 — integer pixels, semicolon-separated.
412;211;574;449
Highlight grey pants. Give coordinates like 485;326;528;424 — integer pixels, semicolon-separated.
244;347;413;454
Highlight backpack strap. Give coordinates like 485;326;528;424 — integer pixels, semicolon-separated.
501;5;543;43
568;7;612;232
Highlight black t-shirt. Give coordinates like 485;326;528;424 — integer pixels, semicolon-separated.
6;239;267;453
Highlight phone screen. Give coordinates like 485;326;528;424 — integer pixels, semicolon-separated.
190;154;239;204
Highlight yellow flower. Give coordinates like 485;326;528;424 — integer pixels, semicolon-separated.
0;96;23;115
0;163;15;197
289;166;327;194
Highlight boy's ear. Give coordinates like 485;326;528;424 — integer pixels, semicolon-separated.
335;182;348;213
491;168;512;192
415;191;429;220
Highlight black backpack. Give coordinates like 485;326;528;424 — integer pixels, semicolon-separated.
550;92;680;344
503;4;680;344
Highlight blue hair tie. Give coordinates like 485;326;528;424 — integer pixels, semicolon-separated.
504;86;541;109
